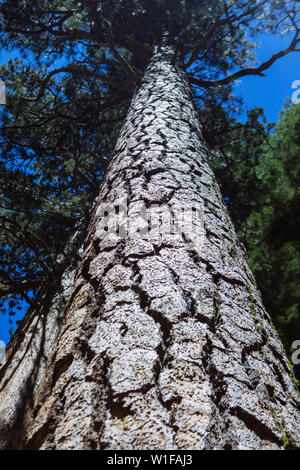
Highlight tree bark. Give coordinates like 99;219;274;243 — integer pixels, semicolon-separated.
0;220;86;449
0;46;299;450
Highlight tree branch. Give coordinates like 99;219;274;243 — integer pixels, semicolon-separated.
184;1;265;69
190;31;300;88
102;18;141;86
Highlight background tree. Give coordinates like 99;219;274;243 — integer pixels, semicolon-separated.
209;104;300;380
241;104;300;378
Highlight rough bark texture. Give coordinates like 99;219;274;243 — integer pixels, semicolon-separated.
0;46;299;450
0;222;86;449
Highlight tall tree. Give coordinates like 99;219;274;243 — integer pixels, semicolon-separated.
0;0;299;450
212;104;300;381
243;104;300;379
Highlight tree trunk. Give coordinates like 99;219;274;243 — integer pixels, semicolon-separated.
0;46;299;450
0;220;86;449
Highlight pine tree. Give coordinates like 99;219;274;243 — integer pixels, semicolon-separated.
0;0;299;450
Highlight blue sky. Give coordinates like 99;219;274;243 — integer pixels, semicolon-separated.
0;31;299;345
233;32;300;122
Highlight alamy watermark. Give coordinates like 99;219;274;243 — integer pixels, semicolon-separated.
291;80;300;104
0;80;5;105
96;198;205;250
291;340;300;365
0;340;6;366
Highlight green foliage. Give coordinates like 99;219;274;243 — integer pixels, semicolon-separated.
245;105;300;369
0;53;129;320
213;104;300;379
211;107;274;230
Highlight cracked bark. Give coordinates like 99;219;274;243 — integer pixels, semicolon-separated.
0;46;299;450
